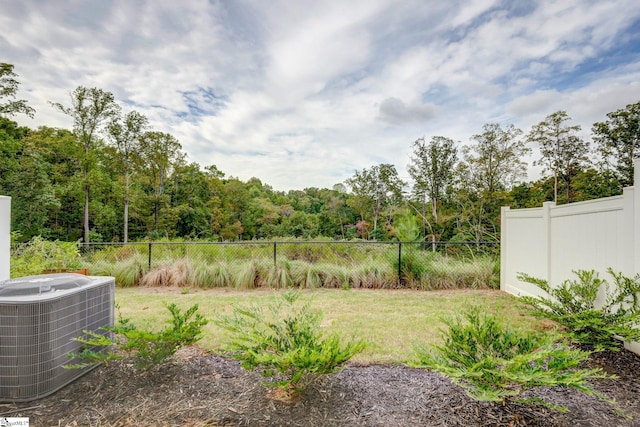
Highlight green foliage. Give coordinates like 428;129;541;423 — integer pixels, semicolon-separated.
592;101;640;187
267;260;294;288
117;303;208;369
408;136;458;225
526;110;589;204
394;211;420;242
517;269;640;351
413;306;609;409
64;329;123;369
10;235;83;277
345;163;405;235
392;211;433;285
231;260;263;289
215;291;366;394
67;303;208;370
3;82;638;245
190;261;232;288
0;63;35;118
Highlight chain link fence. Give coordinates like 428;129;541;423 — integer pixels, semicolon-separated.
79;240;500;290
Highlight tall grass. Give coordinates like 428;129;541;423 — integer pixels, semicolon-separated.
351;260;396;288
190;262;232;288
233;260;257;289
267;260;294;289
140;258;191;287
84;244;499;290
110;253;146;287
418;256;498;290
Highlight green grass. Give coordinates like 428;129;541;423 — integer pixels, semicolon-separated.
114;288;548;364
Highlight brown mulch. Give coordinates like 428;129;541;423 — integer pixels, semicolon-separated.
2;346;640;427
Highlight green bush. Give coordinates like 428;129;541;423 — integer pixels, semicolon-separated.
215;290;366;395
67;303;208;370
10;234;83;277
518;269;640;351
413;306;610;410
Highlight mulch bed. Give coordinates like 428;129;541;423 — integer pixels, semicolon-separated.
2;346;639;427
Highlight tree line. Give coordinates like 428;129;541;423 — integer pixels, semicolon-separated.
1;63;639;243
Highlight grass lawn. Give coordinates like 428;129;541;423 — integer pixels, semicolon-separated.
115;287;549;364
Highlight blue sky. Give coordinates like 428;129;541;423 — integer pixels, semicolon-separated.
2;0;640;191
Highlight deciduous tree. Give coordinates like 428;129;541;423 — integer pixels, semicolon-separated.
408;136;457;231
527;111;589;204
463;123;529;197
345;164;404;236
108;110;148;242
0;63;35;118
455;123;529;242
592;101;640;187
138;131;185;231
51;86;120;242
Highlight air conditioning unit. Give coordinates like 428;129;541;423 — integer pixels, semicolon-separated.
0;273;115;402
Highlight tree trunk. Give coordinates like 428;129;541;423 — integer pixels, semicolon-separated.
421;193;427;238
123;171;130;243
124;198;129;243
83;164;90;243
431;195;438;225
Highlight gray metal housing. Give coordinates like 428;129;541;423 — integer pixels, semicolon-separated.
0;273;115;402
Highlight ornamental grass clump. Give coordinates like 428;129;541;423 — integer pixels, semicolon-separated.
517;269;640;351
215;290;366;396
413;306;610;411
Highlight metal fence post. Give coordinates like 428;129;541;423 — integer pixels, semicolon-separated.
273;242;277;267
148;242;152;270
398;242;402;286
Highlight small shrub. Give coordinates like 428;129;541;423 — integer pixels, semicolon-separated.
67;303;208;370
518;269;640;351
10;235;83;277
215;291;366;396
413;306;610;410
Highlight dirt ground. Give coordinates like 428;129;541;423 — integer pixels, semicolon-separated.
1;345;639;427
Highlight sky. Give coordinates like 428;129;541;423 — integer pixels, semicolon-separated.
1;0;640;191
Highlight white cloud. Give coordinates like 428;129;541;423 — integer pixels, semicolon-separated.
1;0;640;190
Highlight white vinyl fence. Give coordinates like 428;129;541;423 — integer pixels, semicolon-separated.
0;196;9;281
500;160;640;353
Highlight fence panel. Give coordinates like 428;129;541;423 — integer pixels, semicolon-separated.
500;159;640;354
